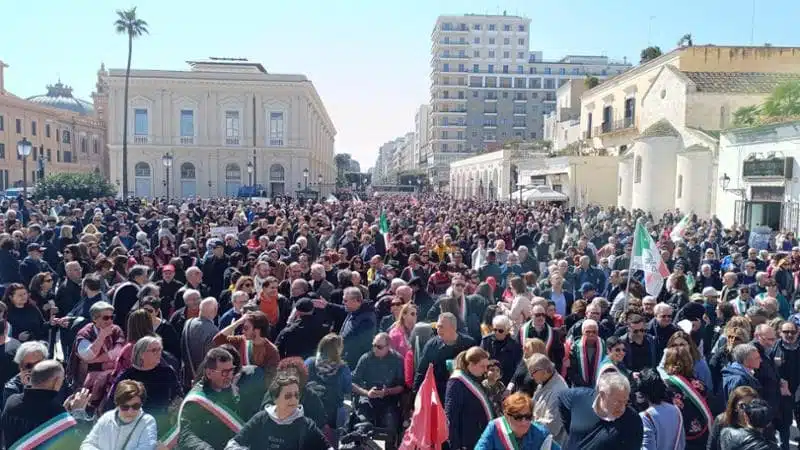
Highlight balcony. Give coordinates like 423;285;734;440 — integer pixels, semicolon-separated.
437;39;469;46
483;124;497;129
513;98;527;103
485;97;498;102
513;124;527;129
133;135;149;144
432;109;468;115
225;136;241;145
593;117;637;136
484;110;498;115
179;136;194;145
513;111;527;116
435;122;467;128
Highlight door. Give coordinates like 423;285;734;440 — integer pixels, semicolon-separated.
226;181;241;197
181;181;197;198
135;178;151;198
270;182;285;196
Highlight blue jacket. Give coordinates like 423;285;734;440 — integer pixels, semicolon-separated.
326;301;377;368
0;249;21;285
445;372;495;450
475;417;560;450
721;362;762;401
19;256;54;288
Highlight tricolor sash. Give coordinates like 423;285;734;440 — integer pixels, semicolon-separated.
9;412;77;450
450;370;493;421
519;322;553;354
242;340;254;366
159;388;245;448
576;338;604;384
494;417;552;450
665;375;713;436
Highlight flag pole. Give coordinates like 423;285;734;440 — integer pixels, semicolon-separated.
624;217;645;307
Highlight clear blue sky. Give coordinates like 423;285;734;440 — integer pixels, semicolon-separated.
2;0;798;170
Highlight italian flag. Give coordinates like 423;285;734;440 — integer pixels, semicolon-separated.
380;208;390;248
669;215;690;242
631;221;670;296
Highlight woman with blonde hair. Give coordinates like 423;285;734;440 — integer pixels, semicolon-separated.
389;303;417;358
475;392;557;449
304;333;351;444
663;347;713;450
445;346;495;450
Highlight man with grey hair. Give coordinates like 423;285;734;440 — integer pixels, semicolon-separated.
315;286;377;368
722;343;763;400
648;302;679;362
309;263;334;300
558;371;643;449
568;319;604;387
169;288;202;334
3;340;47;406
527;353;568;447
413;312;475;403
111;264;150;331
181;298;220;388
351;332;404;436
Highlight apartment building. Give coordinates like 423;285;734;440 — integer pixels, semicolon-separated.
428;13;631;187
414;104;431;170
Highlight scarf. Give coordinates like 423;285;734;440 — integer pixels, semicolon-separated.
259;293;279;326
315;357;344;378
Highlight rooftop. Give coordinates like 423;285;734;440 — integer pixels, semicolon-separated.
26;81;94;116
186;57;267;74
684;71;800;94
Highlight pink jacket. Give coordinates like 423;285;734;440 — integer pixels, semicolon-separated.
389;325;411;359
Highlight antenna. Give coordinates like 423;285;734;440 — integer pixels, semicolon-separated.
750;0;756;45
647;16;656;46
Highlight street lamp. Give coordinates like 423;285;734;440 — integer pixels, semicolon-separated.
16;138;32;198
303;168;309;191
247;161;254;186
719;172;745;197
161;153;173;200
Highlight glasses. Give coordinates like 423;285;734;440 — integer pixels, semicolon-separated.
373;344;387;350
533;313;546;318
611;347;626;353
119;403;142;412
509;413;533;421
282;392;300;400
493;328;506;334
781;329;797;335
100;315;113;321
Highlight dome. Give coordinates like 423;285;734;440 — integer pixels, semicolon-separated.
27;82;94;116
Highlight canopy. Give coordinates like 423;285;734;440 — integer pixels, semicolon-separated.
511;186;569;202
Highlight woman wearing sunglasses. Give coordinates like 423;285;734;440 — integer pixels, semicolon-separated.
81;380;158;449
475;392;559;449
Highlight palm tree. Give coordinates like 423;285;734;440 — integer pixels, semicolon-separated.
640;46;663;63
114;7;149;199
761;80;800;118
677;33;693;47
732;105;761;127
584;76;600;89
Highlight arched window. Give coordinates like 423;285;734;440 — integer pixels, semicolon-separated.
135;162;151;177
180;162;196;179
269;164;285;181
225;163;241;180
677;174;683;199
634;156;642;183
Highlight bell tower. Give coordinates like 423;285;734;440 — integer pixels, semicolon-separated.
91;62;109;119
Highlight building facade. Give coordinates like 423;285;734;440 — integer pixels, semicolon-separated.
99;59;335;198
428;14;631;187
0;61;107;190
543;79;587;151
415;104;431;170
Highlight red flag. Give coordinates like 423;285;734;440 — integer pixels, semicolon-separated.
399;364;448;450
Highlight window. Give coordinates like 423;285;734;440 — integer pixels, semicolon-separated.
46;149;51;162
517;65;523;74
31;121;37;136
15;119;21;133
45;124;50;138
474;37;480;44
443;63;450;72
180;110;194;142
0;115;3;131
504;38;510;45
270;164;285;181
488;24;495;31
513;118;526;127
472;91;479;98
32;147;37;160
473;24;481;30
457;64;465;72
518;24;525;32
514;104;526;114
544;67;551;75
93;139;98;154
559;68;566;75
62;130;71;144
81;137;87;152
573;68;580;75
133;109;148;136
63;151;72;163
503;65;509;74
473;51;480;58
503;24;510;31
517;52;524;59
0;143;4;159
530;67;537;74
135;162;151;177
488;64;494;73
488;51;495;58
440;131;448;139
56;129;59;142
677;175;683;198
544;78;555;90
502;91;509;98
518;38;525;45
473;64;479;73
503;51;510;59
634;156;642;183
489;38;495;45
269;112;284;146
442;143;448;152
225;111;240;145
57;150;61;162
180;162;196;179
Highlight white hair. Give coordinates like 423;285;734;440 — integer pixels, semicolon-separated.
199;297;218;319
390;278;407;289
596;371;630;394
582;319;599;332
492;314;513;330
654;303;673;315
183;289;201;302
14;341;49;364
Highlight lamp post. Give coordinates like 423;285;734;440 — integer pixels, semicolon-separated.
16;138;32;198
317;174;323;196
161;153;173;200
247;161;254;186
303;168;309;191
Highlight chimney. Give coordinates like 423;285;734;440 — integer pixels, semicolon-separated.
0;60;7;94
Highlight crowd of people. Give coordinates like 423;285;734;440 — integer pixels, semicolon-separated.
0;192;796;450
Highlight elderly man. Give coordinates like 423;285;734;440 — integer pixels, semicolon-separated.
528;353;568;447
351;332;404;441
316;287;377;368
722;343;763;400
181;297;219;388
647;303;679;362
276;298;329;359
567;301;609;342
174;267;211;311
169;288;202;334
558;371;643;450
519;304;563;374
2;340;47;408
309;263;334;300
568;319;605;387
201;240;230;299
68;301;125;411
541;271;573;317
481;314;522;385
219;290;249;329
414;312;475;403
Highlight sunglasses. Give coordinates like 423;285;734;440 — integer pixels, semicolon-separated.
100;315;113;321
373;344;387;350
509;413;533;421
533;313;546;318
493;328;506;334
454;284;465;288
119;403;142;411
781;330;797;335
611;347;626;353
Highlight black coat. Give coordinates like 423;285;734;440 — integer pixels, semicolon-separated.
719;428;779;450
444;371;494;450
0;389;85;448
480;335;522;385
275;315;330;360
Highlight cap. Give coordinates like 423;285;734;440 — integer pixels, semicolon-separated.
26;243;41;252
295;298;314;314
701;287;720;297
581;282;596;293
679;301;706;322
162;264;176;273
211;239;225;248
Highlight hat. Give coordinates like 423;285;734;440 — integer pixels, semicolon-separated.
162;264;175;273
295;298;314;314
580;282;596;293
678;301;706;322
211;239;225;248
701;287;720;297
26;243;41;252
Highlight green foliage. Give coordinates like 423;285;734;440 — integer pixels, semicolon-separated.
732;105;761;127
34;172;116;200
640;46;663;63
677;33;693;47
761;80;800;118
585;76;600;89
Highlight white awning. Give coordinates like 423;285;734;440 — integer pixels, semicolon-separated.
511;186;569;202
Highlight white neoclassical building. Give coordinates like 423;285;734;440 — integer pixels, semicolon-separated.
98;59;335;198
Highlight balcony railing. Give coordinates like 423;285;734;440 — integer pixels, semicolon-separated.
594;117;636;136
120;135;310;148
133;135;149;144
225;136;241;145
179;136;194;145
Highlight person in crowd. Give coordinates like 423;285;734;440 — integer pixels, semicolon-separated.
219;290;249;329
445;346;495;450
558;371;643;450
257;276;292;341
567;319;605;387
475;392;559;450
662;330;714;392
527;353;568;447
621;313;657;373
519;304;564;374
111;308;154;379
213;310;280;377
351;332;404;443
139;296;181;365
661;347;713;450
708;386;759;450
1;360;90;448
223;374;328;450
719;398;779;450
709;325;750;396
275;298;330;359
181;297;219;387
111;265;150;332
315;286;377;368
769;320;800;450
596;335;629;381
80;380;158;450
2;283;45;342
648;303;680;362
634;368;685;450
722;343;764;400
413;312;475;403
305;333;352;444
481;314;522;385
388;302;417;358
2;339;46;407
155;264;183;317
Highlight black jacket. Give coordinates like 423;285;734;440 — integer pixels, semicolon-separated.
0;249;21;284
480;334;522;385
719;427;779;450
276;314;331;360
324;301;377;369
0;388;85;448
227;408;328;450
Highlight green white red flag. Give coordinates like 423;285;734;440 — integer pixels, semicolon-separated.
631;221;670;296
669;215;690;242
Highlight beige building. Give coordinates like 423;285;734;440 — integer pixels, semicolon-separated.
0;61;106;191
98;58;335;198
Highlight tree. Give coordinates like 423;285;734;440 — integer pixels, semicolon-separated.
640;46;663;63
732;105;761;127
35;172;116;200
677;33;693;47
761;80;800;118
584;76;600;89
115;7;149;200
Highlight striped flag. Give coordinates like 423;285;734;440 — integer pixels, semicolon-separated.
670;215;690;242
631;221;670;296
